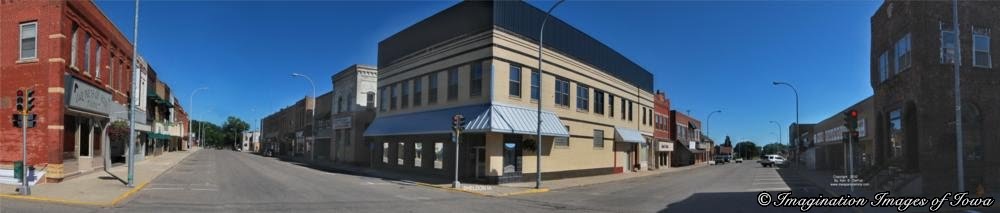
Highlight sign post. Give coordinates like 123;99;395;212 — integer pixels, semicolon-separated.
452;114;464;189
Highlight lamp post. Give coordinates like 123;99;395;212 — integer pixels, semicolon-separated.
126;0;141;188
706;110;722;141
950;0;965;192
291;73;316;162
189;87;207;149
535;0;565;190
772;81;799;166
769;121;782;148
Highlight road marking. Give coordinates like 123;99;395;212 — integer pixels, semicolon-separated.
145;187;184;190
747;187;791;192
190;188;219;191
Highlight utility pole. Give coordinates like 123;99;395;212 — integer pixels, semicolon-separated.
127;0;140;188
951;0;965;192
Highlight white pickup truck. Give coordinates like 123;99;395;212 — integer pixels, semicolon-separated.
758;154;785;167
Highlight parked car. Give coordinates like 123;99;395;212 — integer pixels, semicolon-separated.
758;154;785;167
734;158;743;163
713;155;727;165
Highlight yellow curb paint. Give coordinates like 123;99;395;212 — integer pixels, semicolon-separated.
110;181;151;206
0;193;107;207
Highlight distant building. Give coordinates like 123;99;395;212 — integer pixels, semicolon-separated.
329;65;378;166
652;90;672;169
669;110;702;166
262;96;315;157
242;131;260;153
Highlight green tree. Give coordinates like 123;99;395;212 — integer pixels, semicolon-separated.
762;143;788;155
222;116;250;149
734;141;760;159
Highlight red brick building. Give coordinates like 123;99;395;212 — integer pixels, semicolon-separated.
669;110;704;166
0;0;183;183
652;90;671;169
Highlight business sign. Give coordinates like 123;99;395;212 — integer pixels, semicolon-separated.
333;116;352;129
657;142;673;152
65;76;111;115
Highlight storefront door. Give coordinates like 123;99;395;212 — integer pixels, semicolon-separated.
474;147;486;180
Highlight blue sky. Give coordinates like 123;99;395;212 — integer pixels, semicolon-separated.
94;0;881;146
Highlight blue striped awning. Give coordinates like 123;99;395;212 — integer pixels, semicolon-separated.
614;127;644;143
363;104;569;137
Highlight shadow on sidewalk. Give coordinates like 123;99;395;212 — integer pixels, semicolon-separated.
269;155;455;186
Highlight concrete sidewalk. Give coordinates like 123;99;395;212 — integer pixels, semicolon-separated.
0;147;201;207
279;155;708;197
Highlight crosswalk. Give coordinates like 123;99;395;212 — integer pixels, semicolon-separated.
747;167;821;194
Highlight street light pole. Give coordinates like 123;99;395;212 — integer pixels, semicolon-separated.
773;81;799;166
126;0;140;188
706;110;722;141
189;87;207;149
769;121;782;148
536;0;565;190
950;0;965;192
291;73;317;162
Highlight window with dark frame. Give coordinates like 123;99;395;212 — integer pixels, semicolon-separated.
413;77;422;107
509;64;522;97
554;78;570;106
390;84;398;110
531;70;540;100
447;68;458;100
594;90;605;115
428;72;439;104
470;62;483;97
973;27;991;68
401;80;409;109
593;129;604;148
576;84;589;111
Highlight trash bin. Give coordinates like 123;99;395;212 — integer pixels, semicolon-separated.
13;161;22;182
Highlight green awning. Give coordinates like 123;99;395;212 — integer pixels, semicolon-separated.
147;132;171;140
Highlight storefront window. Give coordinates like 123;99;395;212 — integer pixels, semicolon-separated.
414;143;423;168
398;142;405;166
383;143;389;163
434;142;444;169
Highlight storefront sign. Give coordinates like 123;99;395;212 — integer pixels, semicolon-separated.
333;116;352;129
65;77;111;115
658;142;673;152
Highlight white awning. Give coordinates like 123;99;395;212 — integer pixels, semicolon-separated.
614;127;644;143
363;104;569;137
465;104;569;137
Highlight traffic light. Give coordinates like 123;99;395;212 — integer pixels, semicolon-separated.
452;114;465;131
12;114;21;127
25;89;35;113
842;109;858;130
15;89;24;113
25;114;36;128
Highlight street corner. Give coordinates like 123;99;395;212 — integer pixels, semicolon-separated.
0;193;110;208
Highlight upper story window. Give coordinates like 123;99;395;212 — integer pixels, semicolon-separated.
554;78;570;107
366;92;375;108
509;65;522;97
96;44;103;79
941;22;957;64
447;68;458;101
19;22;38;60
390;84;398;110
428;72;439;104
973;27;991;68
400;80;409;109
627;100;633;121
576;84;589;112
531;70;540;101
413;77;422;107
895;33;911;74
593;90;605;115
379;87;387;112
338;96;344;113
879;52;889;82
84;33;91;74
470;62;483;97
71;24;79;66
608;95;615;118
620;99;626;120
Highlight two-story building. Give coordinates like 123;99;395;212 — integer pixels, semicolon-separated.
869;0;1000;195
330;65;378;166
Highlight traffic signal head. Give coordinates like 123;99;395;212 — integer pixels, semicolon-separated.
842;109;858;130
15;89;24;113
452;114;466;130
25;90;35;113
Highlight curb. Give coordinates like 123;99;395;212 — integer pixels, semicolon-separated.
0;149;198;208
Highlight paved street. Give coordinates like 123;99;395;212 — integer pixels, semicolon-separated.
0;150;871;213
